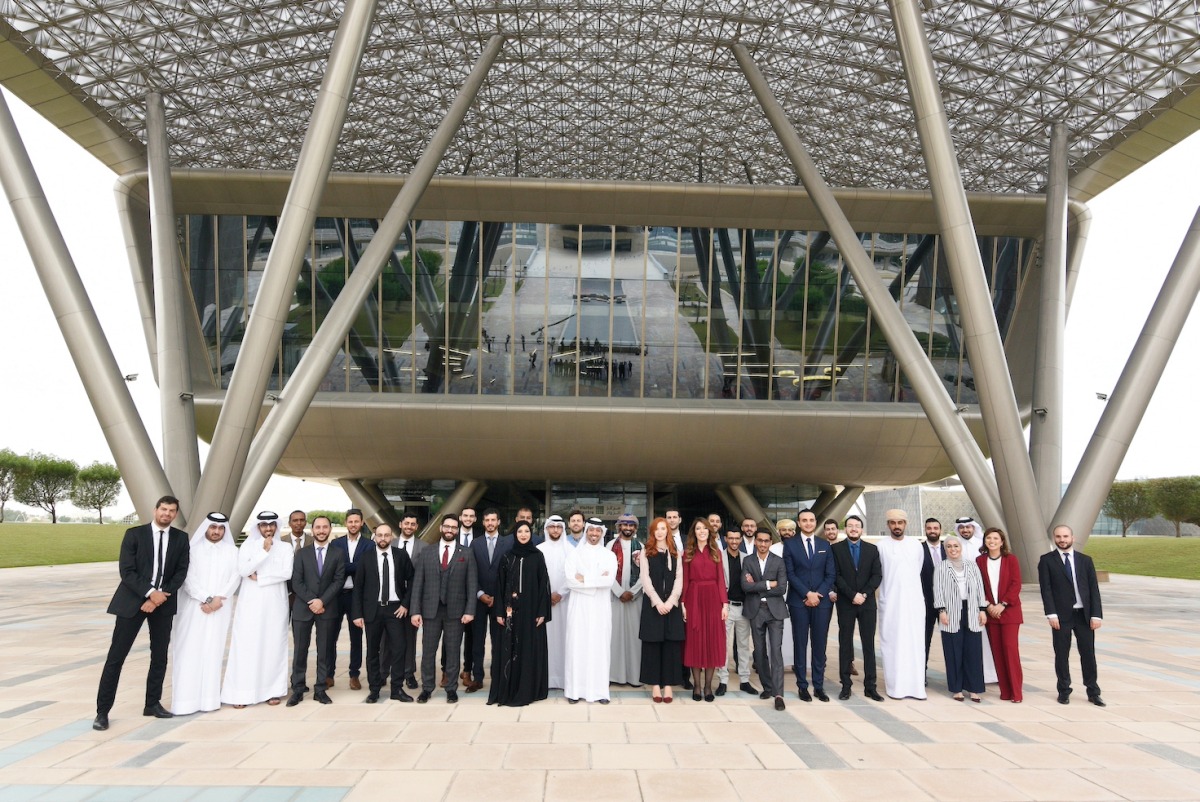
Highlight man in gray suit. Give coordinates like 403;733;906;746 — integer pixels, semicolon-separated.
742;529;789;710
393;513;426;690
410;513;478;704
287;516;346;706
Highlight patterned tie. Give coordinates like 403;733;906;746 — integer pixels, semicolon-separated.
316;547;324;577
442;544;450;570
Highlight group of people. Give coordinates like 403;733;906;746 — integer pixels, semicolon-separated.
91;497;1106;730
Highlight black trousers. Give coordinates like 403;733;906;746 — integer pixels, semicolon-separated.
96;608;174;715
292;616;335;692
364;603;409;692
471;598;503;682
422;607;465;694
924;602;938;668
1053;608;1101;698
328;589;363;678
836;600;877;692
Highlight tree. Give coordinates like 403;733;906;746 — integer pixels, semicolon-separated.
70;462;123;525
13;452;77;524
1102;479;1156;537
1149;476;1200;538
0;448;28;523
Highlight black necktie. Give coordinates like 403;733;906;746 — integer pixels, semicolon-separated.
851;541;860;569
155;530;165;589
1063;552;1077;599
380;551;390;604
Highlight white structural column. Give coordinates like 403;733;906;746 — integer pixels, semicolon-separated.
820;486;864;528
339;479;395;530
810;486;839;518
229;35;505;531
113;182;158;383
887;0;1045;573
1065;206;1093;313
0;92;172;522
192;0;380;521
715;485;746;523
728;484;772;532
1055;207;1200;545
145;93;201;516
733;43;1004;527
416;481;484;543
361;480;400;530
1029;123;1068;524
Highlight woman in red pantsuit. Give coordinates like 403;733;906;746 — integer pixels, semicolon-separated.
681;518;728;701
977;527;1024;702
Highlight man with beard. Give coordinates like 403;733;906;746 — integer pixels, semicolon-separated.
565;510;587;547
742;530;788;711
287;515;345;705
394;513;425;689
328;509;372;690
608;514;643;686
451;506;480;686
353;524;415;703
411;514;478;703
665;508;684;554
782;509;835;702
717;529;756;696
563;518;618;703
538;515;571;689
467;509;513;692
919;518;946;672
830;515;883;702
876;509;926;700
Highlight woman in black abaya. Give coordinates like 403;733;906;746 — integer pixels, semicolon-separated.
487;521;552;706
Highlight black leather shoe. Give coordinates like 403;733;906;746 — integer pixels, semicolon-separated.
143;703;173;719
1057;693;1070;705
759;690;771;700
740;683;759;696
445;690;458;704
814;690;830;702
798;688;812;702
391;690;414;703
567;697;580;704
314;691;333;704
715;683;726;696
365;692;380;704
92;713;109;731
838;688;851;700
286;693;304;707
774;696;786;711
598;698;610;705
1089;696;1106;707
417;691;431;704
704;693;715;703
302;685;311;693
405;676;419;690
865;689;884;702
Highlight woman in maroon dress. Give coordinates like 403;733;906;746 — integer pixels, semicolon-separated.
681;518;728;701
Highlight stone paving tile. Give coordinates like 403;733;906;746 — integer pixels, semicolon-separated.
340;770;452;802
544;769;640;801
636;768;738;802
444;769;546;802
590;743;673;769
993;769;1121;801
504;743;590;770
903;768;1032;801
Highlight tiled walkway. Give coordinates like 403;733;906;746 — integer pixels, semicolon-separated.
1;563;1198;800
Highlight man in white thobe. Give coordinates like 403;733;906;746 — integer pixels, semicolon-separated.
876;509;927;700
170;513;240;715
608;514;643;686
955;515;998;685
222;511;294;706
538;515;571;689
563;518;617;703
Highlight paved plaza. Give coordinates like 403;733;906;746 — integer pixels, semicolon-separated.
0;563;1198;801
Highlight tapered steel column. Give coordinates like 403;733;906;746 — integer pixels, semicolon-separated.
1029;123;1068;524
230;36;504;530
193;0;380;521
810;486;839;518
339;479;385;530
416;481;485;543
729;484;774;534
361;480;400;530
145;93;201;515
820;486;864;527
113;183;158;383
733;43;1003;526
0;92;172;522
1056;207;1200;546
887;0;1045;573
1065;206;1092;313
715;485;745;523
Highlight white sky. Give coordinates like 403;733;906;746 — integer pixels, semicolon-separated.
0;90;1197;520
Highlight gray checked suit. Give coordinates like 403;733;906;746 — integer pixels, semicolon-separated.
742;551;788;698
410;540;478;695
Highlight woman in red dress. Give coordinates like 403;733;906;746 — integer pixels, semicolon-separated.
682;518;728;701
976;527;1024;702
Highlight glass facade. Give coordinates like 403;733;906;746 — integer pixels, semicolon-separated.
182;216;1032;404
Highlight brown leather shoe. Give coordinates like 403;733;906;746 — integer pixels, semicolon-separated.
440;672;449;688
464;680;483;693
460;670;471;685
325;677;335;689
349;677;362;691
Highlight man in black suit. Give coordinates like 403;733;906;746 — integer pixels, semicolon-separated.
328;508;372;690
919;517;946;672
411;513;479;703
451;506;480;686
1038;524;1105;706
742;530;789;711
352;523;415;703
287;515;346;706
466;508;513;692
94;495;191;730
830;515;884;701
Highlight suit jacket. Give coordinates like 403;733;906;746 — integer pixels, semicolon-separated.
1038;549;1102;621
741;552;788;620
329;533;373;590
410;540;479;620
976;552;1024;624
782;534;835;609
470;533;514;598
920;541;948;607
351;546;414;622
830;538;882;608
107;523;191;618
280;531;312;551
291;543;346;621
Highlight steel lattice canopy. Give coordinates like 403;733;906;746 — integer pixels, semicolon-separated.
2;1;1199;199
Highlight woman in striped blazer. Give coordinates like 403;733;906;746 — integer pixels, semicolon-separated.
933;536;989;702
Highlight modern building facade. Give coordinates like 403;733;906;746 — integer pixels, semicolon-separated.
3;2;1199;578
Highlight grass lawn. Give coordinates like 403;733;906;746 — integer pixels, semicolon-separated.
1084;535;1200;581
0;522;129;568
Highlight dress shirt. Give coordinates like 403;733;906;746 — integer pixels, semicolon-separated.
376;548;395;603
342;535;363;589
147;528;167;594
397;536;415;555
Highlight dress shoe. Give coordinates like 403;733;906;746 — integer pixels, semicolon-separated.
798;688;812;702
704;693;715;703
814;690;830;703
759;690;771;700
349;677;362;691
92;713;109;731
774;696;786;711
865;689;884;702
1088;696;1106;707
715;683;727;696
391;690;414;703
325;677;335;689
365;692;380;704
286;693;304;707
692;690;702;702
440;672;449;688
838;688;852;701
459;670;471;684
417;691;431;703
464;680;483;693
652;695;663;704
405;676;419;690
567;697;580;704
445;690;458;704
598;699;610;705
314;690;333;704
850;663;859;676
143;703;173;719
740;682;759;696
1057;693;1070;705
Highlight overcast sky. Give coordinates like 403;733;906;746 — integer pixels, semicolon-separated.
1;89;1197;521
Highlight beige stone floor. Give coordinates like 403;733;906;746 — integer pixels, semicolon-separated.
1;563;1198;801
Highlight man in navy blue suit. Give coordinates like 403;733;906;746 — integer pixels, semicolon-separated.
327;508;374;690
782;508;836;702
465;508;514;692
